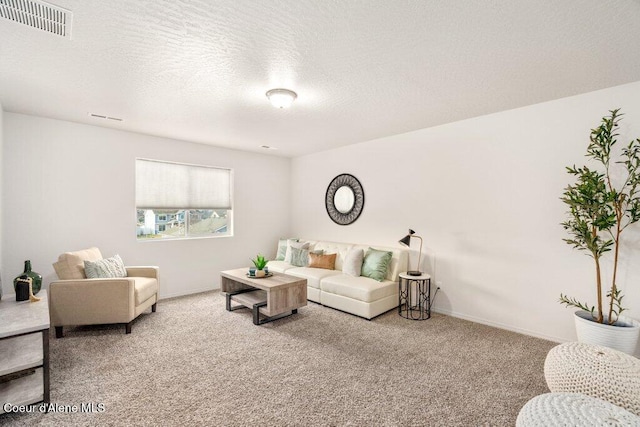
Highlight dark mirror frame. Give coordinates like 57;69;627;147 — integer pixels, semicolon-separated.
325;174;365;225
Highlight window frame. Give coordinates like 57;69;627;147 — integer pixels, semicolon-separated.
135;158;234;242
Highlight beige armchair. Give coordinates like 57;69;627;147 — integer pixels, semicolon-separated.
49;247;159;337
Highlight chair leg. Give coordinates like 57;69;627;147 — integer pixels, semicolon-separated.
152;303;157;313
125;321;132;334
55;326;63;338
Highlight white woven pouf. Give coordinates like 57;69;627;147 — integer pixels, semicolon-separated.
516;393;640;427
544;342;640;415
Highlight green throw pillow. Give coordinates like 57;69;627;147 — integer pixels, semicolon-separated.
276;238;298;261
361;248;392;282
84;254;127;279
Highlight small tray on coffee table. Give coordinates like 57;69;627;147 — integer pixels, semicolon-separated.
246;272;273;279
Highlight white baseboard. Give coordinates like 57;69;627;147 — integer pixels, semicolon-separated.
432;306;566;344
159;287;218;300
15;283;567;345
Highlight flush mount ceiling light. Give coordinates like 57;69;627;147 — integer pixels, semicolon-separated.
266;88;297;109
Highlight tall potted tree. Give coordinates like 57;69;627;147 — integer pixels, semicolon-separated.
560;109;640;355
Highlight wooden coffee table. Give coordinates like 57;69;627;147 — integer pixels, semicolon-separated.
220;268;307;325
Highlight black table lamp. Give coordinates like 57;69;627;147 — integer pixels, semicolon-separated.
399;229;423;276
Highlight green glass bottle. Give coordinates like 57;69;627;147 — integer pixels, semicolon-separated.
13;260;42;295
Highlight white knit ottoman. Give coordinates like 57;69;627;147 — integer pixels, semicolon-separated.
516;393;640;426
544;342;640;415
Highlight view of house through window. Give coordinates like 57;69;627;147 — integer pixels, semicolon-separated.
136;209;230;239
135;159;232;240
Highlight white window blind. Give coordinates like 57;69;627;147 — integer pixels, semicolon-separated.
136;159;232;210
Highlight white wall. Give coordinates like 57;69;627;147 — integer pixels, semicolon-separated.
0;102;3;297
291;81;640;353
2;113;291;298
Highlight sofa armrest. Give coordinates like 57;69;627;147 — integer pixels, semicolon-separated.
126;266;159;279
49;278;136;326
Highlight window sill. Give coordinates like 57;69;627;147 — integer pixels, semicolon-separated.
136;234;233;243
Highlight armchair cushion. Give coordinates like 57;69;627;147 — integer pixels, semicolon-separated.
134;277;159;305
52;247;103;279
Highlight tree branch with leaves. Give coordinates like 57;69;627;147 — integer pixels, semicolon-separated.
560;109;640;324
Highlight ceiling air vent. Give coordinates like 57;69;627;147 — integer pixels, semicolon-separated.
0;0;72;39
88;113;123;122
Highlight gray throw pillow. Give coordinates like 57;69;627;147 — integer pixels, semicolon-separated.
343;248;364;277
361;248;392;282
290;248;324;267
285;241;310;264
84;254;127;279
290;247;308;267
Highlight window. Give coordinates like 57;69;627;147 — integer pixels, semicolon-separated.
135;159;233;240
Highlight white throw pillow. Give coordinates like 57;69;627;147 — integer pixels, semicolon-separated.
343;248;364;277
285;241;310;264
84;254;127;279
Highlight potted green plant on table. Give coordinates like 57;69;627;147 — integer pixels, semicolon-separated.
251;254;268;278
560;109;640;354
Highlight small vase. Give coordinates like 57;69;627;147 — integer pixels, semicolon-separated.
14;260;42;295
255;269;266;278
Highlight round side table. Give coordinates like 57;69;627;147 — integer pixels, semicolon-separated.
398;272;431;320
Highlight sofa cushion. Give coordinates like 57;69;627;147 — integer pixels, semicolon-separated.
53;247;103;280
276;238;298;261
134;277;159;305
320;274;398;303
362;248;393;282
320;273;398;303
267;260;296;273
308;253;336;270
343;248;364;277
84;254;127;279
285;267;342;289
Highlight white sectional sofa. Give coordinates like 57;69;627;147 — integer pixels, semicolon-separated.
268;240;408;319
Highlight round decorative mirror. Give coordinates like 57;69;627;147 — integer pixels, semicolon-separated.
325;174;365;225
334;186;355;213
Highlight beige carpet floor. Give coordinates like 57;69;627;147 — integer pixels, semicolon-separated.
2;291;556;426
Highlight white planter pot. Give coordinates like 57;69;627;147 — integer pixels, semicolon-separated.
574;310;640;355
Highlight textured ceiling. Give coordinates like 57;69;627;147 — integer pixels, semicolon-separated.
1;0;640;157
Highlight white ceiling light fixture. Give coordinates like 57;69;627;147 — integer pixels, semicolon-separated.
266;88;297;109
